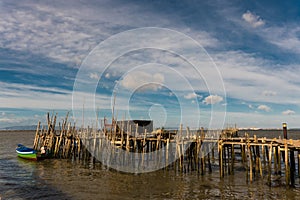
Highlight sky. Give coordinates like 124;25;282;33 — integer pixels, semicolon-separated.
1;0;300;129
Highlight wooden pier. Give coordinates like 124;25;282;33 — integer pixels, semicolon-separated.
33;113;300;187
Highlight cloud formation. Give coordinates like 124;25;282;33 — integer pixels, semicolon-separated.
89;72;99;80
184;92;201;100
1;1;300;128
242;11;265;28
282;109;295;115
257;105;271;112
203;95;223;105
120;71;165;91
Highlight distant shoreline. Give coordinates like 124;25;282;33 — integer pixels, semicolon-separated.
0;130;35;132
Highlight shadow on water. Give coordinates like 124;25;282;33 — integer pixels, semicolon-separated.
0;131;71;199
0;157;72;200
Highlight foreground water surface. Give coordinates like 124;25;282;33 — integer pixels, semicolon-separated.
1;130;300;199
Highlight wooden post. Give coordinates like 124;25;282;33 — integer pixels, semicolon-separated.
231;144;235;175
226;145;230;175
166;138;169;170
207;150;212;173
223;145;227;175
283;123;288;139
284;141;289;186
244;143;248;182
254;136;259;173
274;145;278;175
196;129;200;173
211;145;215;164
262;140;266;168
134;123;138;152
33;121;41;150
219;140;223;178
179;124;183;172
278;145;282;175
121;120;124;149
258;149;263;178
241;144;246;167
200;127;204;141
248;144;253;183
267;144;272;186
290;147;295;187
186;126;190;140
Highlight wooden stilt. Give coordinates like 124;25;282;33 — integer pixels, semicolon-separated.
290;148;295;187
267;144;272;186
219;140;223;178
248;144;253;183
285;141;289;186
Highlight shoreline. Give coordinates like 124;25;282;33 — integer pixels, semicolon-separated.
0;130;35;132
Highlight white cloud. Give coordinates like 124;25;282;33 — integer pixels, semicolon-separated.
0;118;19;123
203;95;223;105
105;73;110;79
261;26;300;55
214;51;300;105
282;109;295;115
242;10;265;28
257;105;271;112
262;90;277;96
0;81;81;110
184;92;201;100
120;72;164;91
89;72;99;80
0;1;219;67
1;1;300;129
0;7;97;66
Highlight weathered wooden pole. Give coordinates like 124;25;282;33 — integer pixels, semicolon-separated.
207;147;212;173
262;139;266;168
248;143;253;183
284;141;289;186
283;122;288;139
290;148;295;187
33;121;41;150
273;145;278;174
277;145;282;175
219;140;223;178
267;144;272;186
230;144;235;175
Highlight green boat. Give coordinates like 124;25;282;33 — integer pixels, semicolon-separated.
16;144;37;160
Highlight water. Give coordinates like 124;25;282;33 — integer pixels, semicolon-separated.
1;131;300;199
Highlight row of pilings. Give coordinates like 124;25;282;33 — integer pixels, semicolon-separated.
33;113;300;187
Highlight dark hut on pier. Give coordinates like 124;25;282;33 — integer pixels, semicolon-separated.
116;120;153;136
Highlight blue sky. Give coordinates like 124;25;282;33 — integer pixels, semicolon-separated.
1;0;300;129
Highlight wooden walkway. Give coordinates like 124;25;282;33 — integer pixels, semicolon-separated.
32;113;300;187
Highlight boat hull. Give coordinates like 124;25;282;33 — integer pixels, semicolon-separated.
16;144;38;161
17;152;37;160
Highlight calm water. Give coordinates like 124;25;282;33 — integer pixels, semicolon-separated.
1;131;300;200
